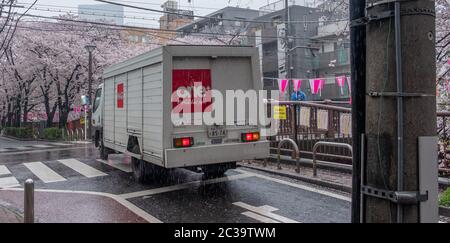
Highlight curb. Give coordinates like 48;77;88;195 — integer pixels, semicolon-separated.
0;200;24;223
2;135;62;142
239;164;352;193
269;155;353;174
440;206;450;217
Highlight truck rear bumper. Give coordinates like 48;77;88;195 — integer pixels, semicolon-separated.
164;141;270;168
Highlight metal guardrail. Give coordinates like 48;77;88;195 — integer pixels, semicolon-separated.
24;179;34;223
313;141;352;177
277;138;300;173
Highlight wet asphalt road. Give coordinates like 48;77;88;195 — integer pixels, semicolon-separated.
0;136;351;223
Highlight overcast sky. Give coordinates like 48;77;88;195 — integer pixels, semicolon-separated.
17;0;317;27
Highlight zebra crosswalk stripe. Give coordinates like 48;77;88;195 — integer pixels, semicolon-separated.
58;159;107;178
0;165;11;176
23;162;67;183
0;177;20;188
32;145;53;148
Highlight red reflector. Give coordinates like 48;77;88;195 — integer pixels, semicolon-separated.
182;138;191;147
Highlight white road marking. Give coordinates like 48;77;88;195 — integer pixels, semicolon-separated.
70;141;92;144
235;169;352;202
0;165;11;176
32;145;53;148
120;173;253;199
97;159;132;173
58;159;107;178
0;149;10;153
0;147;86;155
24;162;66;183
14;146;30;150
242;211;281;223
49;143;72;146
233;202;299;223
0;177;20;188
1;188;162;223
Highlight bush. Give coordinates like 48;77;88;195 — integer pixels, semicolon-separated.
3;127;34;139
42;127;63;140
440;188;450;207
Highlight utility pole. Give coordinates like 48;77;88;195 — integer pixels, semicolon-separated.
363;0;437;222
349;0;366;223
85;44;96;141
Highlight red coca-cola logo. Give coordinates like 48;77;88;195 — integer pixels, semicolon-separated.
117;83;124;108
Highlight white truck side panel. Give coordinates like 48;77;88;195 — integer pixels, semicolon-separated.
114;74;127;148
142;63;164;158
126;69;143;133
104;77;115;143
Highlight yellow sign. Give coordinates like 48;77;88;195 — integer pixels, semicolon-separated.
273;105;287;120
80;117;85;125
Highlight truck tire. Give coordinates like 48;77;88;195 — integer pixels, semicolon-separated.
100;141;108;160
146;163;170;183
131;157;146;183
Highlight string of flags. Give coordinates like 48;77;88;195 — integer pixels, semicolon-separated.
275;76;352;103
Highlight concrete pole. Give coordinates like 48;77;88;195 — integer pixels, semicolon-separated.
364;0;436;222
349;0;366;223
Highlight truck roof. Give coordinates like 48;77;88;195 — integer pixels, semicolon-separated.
103;45;258;79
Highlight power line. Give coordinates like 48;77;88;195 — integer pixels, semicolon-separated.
28;6;161;26
94;0;348;25
3;23;167;46
17;13;337;42
20;2;163;17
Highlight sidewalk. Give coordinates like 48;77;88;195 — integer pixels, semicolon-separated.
0;189;154;223
0;200;23;223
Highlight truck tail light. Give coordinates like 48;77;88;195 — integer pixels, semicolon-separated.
242;132;260;142
174;137;193;148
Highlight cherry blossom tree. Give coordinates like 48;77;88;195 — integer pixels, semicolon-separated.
0;15;157;128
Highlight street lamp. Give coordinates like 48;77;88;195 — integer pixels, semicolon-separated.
85;44;96;141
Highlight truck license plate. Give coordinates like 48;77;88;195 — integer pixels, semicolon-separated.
207;126;227;138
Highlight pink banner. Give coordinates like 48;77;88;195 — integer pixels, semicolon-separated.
293;79;302;92
278;79;288;95
347;76;352;104
336;76;346;95
309;79;324;95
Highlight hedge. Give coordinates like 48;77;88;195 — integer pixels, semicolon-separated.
3;127;34;139
42;127;63;140
440;188;450;207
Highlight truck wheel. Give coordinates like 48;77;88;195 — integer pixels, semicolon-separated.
146;163;170;183
100;142;108;160
131;157;146;183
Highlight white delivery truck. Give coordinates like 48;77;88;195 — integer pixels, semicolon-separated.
91;45;270;182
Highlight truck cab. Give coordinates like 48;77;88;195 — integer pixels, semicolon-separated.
92;84;103;148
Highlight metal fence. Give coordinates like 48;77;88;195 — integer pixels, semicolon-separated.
268;101;352;164
268;101;450;174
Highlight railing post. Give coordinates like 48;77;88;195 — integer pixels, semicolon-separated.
277;138;300;173
24;179;34;223
313;141;353;177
